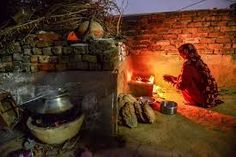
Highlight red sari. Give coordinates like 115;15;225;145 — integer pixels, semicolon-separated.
175;44;219;107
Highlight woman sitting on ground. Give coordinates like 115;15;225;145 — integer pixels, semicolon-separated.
163;43;222;108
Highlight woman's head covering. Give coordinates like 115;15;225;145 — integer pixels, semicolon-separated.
178;43;200;60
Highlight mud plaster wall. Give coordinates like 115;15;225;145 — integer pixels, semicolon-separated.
120;9;236;88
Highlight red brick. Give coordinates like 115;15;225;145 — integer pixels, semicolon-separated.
208;32;225;37
187;22;203;27
200;38;215;44
140;30;150;34
202;27;221;32
197;11;210;16
220;26;236;32
214;49;234;55
211;21;228;27
168;29;182;34
178;34;192;39
38;64;55;71
181;11;197;17
172;24;186;29
200;50;214;54
224;43;232;49
164;18;178;24
179;19;192;25
192;17;205;22
155;40;170;46
153;27;170;33
195;44;208;50
170;40;184;48
186;28;199;34
150;45;161;51
139;40;151;45
213;50;222;54
228;21;236;26
233;44;236;49
135;35;151;41
165;45;176;51
221;49;235;54
162;34;178;39
215;38;231;43
150;36;164;42
183;38;200;44
212;10;230;16
207;44;224;50
202;22;211;27
221;16;231;21
140;18;148;24
134;44;148;50
191;33;208;38
151;14;165;20
204;16;221;21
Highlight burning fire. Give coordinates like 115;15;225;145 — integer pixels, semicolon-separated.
127;71;132;82
149;75;155;84
128;73;166;98
132;74;155;84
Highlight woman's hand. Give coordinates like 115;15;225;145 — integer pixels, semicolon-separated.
163;75;177;85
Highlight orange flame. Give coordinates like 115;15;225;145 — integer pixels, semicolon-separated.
149;75;155;84
127;71;132;82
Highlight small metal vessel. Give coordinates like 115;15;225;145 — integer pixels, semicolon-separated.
160;101;178;115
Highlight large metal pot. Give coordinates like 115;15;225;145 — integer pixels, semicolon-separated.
23;89;74;115
39;93;73;114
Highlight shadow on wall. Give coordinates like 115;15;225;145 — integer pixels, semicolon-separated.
118;52;236;94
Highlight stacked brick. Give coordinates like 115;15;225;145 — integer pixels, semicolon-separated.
0;39;118;72
121;9;236;55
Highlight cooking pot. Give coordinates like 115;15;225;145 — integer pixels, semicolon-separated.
160;101;177;115
22;89;74;115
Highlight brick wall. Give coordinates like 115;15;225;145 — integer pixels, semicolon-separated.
0;37;118;72
119;9;236;87
121;9;236;55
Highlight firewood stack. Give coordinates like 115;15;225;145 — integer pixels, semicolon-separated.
118;94;156;128
0;0;121;47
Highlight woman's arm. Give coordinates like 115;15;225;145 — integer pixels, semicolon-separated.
163;75;177;85
175;64;194;90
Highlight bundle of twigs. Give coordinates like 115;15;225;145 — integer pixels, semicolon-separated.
0;0;121;47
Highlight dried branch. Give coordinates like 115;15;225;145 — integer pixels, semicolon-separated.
0;0;123;45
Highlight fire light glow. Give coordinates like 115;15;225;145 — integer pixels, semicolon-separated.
149;75;155;84
153;84;165;98
127;71;132;82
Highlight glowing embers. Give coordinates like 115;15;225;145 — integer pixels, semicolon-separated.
128;74;154;97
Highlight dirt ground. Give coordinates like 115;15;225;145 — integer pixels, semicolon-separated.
116;86;236;157
1;86;236;157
